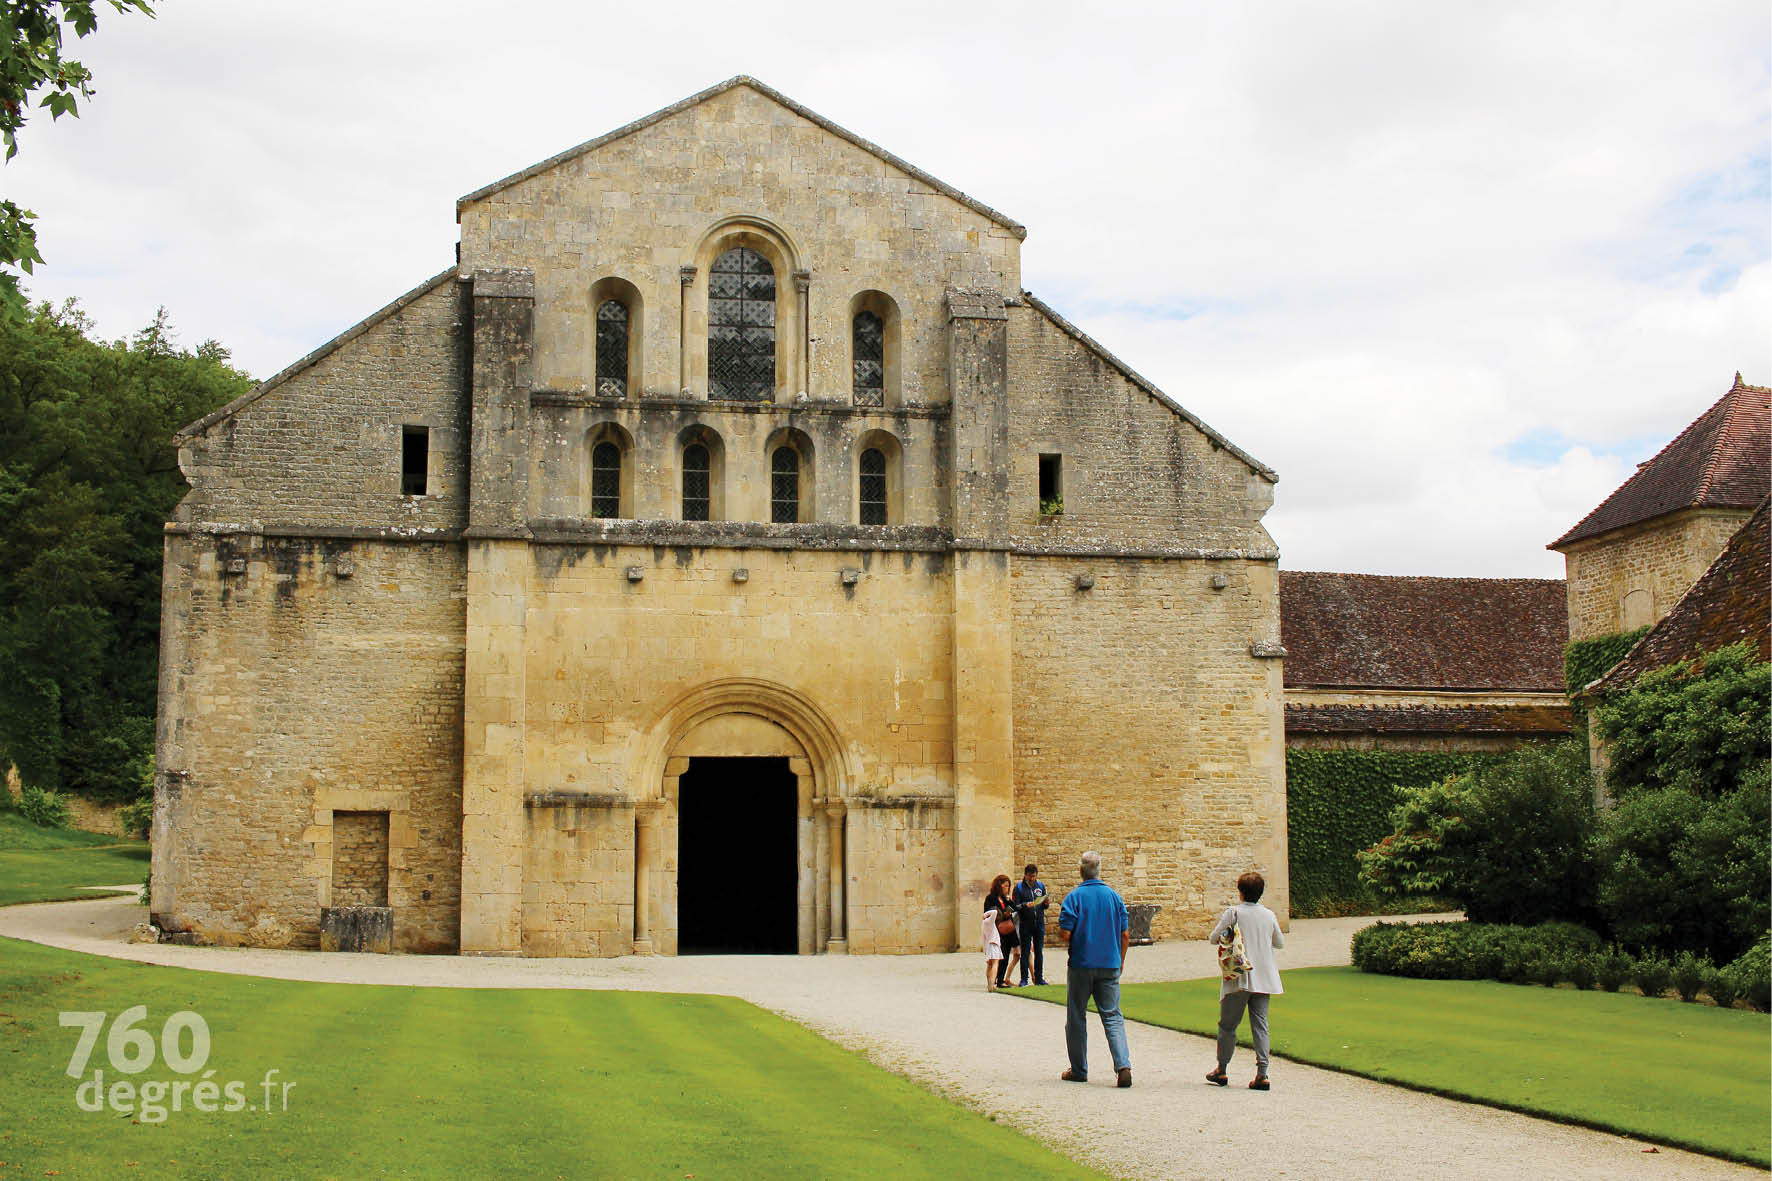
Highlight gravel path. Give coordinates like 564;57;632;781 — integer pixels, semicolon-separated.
1;896;1757;1180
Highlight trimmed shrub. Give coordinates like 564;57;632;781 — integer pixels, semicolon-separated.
1670;951;1709;1003
1350;920;1603;986
1706;965;1740;1009
1595;946;1632;993
1566;953;1597;990
1724;935;1770;1012
18;784;71;828
118;797;153;840
1632;955;1673;1000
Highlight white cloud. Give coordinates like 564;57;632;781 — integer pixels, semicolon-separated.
5;0;1767;577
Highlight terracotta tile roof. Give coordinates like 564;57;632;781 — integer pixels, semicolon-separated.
1551;375;1770;549
1280;572;1568;691
1584;498;1770;695
1285;703;1573;736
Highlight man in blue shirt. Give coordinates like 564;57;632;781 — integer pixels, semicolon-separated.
1057;850;1132;1087
1012;863;1050;987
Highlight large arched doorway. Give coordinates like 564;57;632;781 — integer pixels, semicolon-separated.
634;680;855;956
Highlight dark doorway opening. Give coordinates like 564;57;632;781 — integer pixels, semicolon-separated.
677;757;798;954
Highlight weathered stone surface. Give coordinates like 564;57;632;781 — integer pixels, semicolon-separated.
320;905;394;953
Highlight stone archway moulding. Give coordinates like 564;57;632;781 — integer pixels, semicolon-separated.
633;676;856;802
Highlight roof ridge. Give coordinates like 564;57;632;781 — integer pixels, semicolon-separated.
1018;291;1277;483
1284;570;1564;585
1693;380;1763;503
456;76;1027;240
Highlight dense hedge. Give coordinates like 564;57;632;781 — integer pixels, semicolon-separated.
1286;750;1496;916
1352;920;1770;1009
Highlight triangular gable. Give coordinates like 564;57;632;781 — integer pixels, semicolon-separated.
1020;291;1277;483
456;76;1026;241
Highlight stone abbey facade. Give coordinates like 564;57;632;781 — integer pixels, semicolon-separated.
151;78;1288;955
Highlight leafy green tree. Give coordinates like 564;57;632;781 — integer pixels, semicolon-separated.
2;1;155;318
1594;642;1770;799
0;298;249;801
1356;740;1597;925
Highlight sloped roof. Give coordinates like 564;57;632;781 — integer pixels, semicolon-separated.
1585;498;1770;695
176;269;459;441
1550;374;1770;549
1285;703;1573;736
456;76;1026;240
1280;571;1568;691
1020;292;1277;483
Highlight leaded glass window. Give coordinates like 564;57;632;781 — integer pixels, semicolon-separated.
859;448;887;525
682;443;711;522
591;441;621;518
853;311;884;406
709;247;776;402
596;300;629;397
771;446;799;524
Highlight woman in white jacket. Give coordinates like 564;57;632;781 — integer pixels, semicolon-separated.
1205;871;1285;1090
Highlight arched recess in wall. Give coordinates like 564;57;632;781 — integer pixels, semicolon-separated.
674;423;727;522
764;426;816;524
691;217;803;401
634;677;857;804
589;276;644;397
1621;587;1654;631
585;420;635;519
846;290;901;407
853;428;904;526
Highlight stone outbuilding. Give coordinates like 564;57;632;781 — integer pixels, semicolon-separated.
1279;572;1571;752
151;78;1288;955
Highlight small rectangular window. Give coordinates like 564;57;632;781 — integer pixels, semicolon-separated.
1038;453;1063;516
401;425;429;496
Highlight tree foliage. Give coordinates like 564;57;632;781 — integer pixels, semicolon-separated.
1;1;155;318
1594;641;1770;799
1355;741;1597;926
0;298;249;801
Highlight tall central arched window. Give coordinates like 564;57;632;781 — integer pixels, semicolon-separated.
682;443;711;522
709;247;775;402
853;310;884;406
770;446;800;524
591;441;622;518
595;299;629;397
859;448;887;525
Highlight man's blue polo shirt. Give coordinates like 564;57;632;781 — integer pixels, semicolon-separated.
1058;878;1128;970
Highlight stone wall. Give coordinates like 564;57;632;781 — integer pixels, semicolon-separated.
153;533;466;951
1009;554;1288;938
1562;509;1751;641
521;797;635;957
173;276;470;533
845;797;955;954
331;811;390;906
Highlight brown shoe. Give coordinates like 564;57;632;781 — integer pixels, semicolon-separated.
1116;1067;1133;1088
1249;1076;1270;1091
1060;1068;1087;1083
1205;1070;1228;1087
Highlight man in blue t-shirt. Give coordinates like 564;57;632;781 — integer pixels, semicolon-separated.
1057;850;1132;1087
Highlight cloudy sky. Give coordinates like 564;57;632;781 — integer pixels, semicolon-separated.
8;1;1768;578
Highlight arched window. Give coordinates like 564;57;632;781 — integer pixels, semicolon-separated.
853;311;884;406
595;299;629;397
770;446;800;524
859;448;888;525
682;443;711;522
591;441;622;518
709;247;775;402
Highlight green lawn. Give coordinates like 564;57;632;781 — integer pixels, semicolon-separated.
0;812;150;906
1015;966;1770;1166
0;937;1100;1178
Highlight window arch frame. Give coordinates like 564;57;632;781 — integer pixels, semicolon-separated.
676;424;726;523
691;219;802;402
588;276;643;398
846;290;901;408
585;421;635;520
853;429;904;526
764;427;816;525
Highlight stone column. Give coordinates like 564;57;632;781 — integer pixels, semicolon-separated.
825;799;847;954
460;268;535;955
678;265;697;396
632;801;663;955
794;269;812;398
793;758;815;955
946;288;1016;948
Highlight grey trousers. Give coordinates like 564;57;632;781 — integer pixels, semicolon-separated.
1216;990;1271;1072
